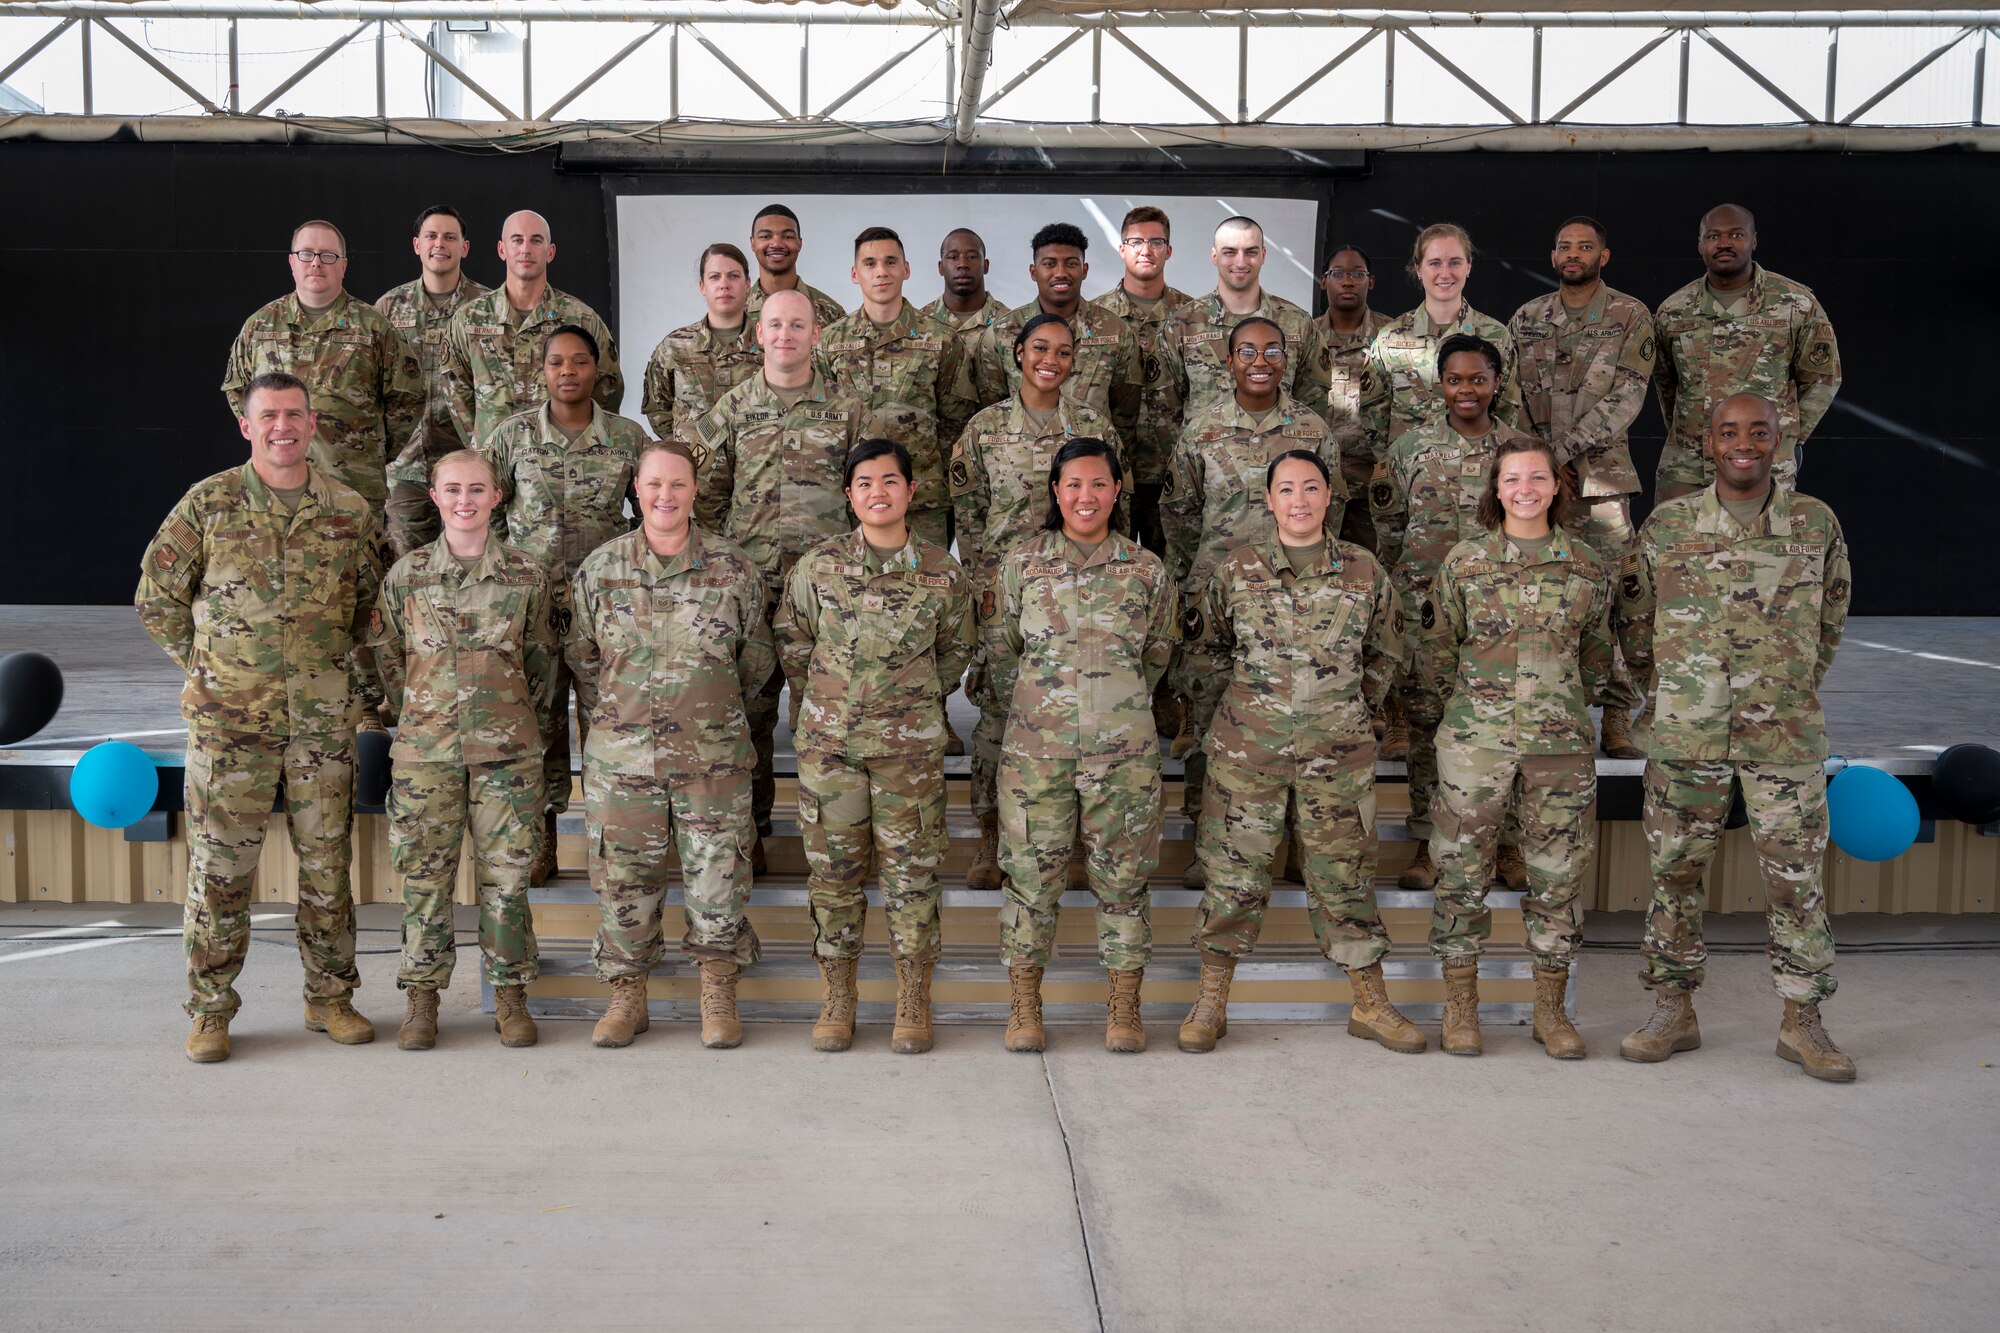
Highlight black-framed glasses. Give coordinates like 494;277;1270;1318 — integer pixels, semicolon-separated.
1121;237;1170;251
290;249;345;266
1325;268;1371;281
1233;345;1288;364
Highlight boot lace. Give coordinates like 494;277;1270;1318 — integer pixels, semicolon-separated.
1638;994;1683;1036
194;1014;228;1035
609;978;646;1022
895;964;929;1026
1108;983;1143;1031
1793;1005;1838;1054
700;969;739;1020
1190;966;1229;1025
1007;972;1042;1032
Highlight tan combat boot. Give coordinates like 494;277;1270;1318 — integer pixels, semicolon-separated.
966;815;1003;891
1177;954;1235;1053
891;957;936;1054
185;1013;231;1064
813;957;858;1052
1005;964;1046;1052
1600;708;1644;760
304;999;376;1045
1170;712;1198;761
1106;967;1146;1054
1618;987;1700;1063
699;960;744;1049
1777;1000;1856;1082
1398;840;1438;891
398;988;440;1051
1441;960;1483;1056
1346;962;1428;1053
592;974;651;1048
493;984;538;1048
530;811;560;887
1067;842;1091;891
1531;967;1585;1059
1495;840;1527;890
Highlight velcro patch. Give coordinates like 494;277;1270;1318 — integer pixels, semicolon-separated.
804;410;849;423
914;573;951;589
1025;564;1065;578
1777;543;1825;556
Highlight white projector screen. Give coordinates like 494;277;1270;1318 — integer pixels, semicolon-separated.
613;192;1321;420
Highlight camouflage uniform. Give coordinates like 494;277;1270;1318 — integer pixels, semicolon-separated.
221;292;426;517
1377;415;1543;841
1510;283;1657;720
1615;484;1851;1003
367;536;556;991
746;277;847;330
438;283;623;449
482;401;647;815
376;275;494;555
1428;527;1614;964
640;317;761;446
948;395;1124;822
1357;304;1521;457
775;530;976;961
1652;266;1842;499
1179;533;1404;964
987;530;1177;971
959;298;1143;449
1316;306;1392;550
923;292;1009;342
135;462;383;1016
565;527;777;976
693;371;878;835
1090;283;1190;551
815;299;976;549
1162;290;1335;427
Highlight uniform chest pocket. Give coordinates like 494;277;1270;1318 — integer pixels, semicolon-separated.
1306;585;1370;655
1021;576;1073;643
206;522;281;601
595;584;649;652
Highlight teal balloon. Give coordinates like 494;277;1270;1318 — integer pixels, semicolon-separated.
70;741;160;830
1827;764;1919;863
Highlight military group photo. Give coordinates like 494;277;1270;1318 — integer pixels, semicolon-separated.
143;194;1854;1081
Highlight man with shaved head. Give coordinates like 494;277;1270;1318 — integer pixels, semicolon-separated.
1613;391;1854;1080
695;288;879;868
1162;215;1335;428
437;209;622;450
1651;204;1841;501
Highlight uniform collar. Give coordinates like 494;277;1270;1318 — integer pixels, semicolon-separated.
283;289;360;331
1408;302;1479;338
1694;265;1771;319
1549;284;1610;327
699;317;755;353
479;281;569;326
848;525;922;574
1217;392;1299;432
240;461;330;516
1321;306;1387;347
842;298;919;346
426;533;508;585
537;399;608;451
639;525;709;578
1263;531;1339;579
1006;393;1090;439
1488;524;1574;565
752;368;834;409
1048;528;1135;571
1695;482;1797;537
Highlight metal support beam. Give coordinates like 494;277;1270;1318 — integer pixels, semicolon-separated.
952;0;1001;143
0;16;73;87
78;7;89;114
245;19;369;117
225;16;237;112
1395;24;1525;125
1840;27;1974;124
374;18;384;118
683;21;791;121
1530;25;1542;122
537;20;663;121
389;17;518;119
816;27;937;119
1699;27;1818;122
1548;30;1675;124
1237;16;1248;123
1254;26;1379;124
974;27;1081;117
521;18;530;119
1105;23;1228;125
798;15;808;118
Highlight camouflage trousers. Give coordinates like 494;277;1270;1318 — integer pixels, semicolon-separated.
585;766;761;979
542;654;584;816
1430;743;1596;965
387;757;542;991
998;748;1163;971
1395;667;1447;842
181;728;358;1017
969;661;1004;822
1641;758;1836;1003
798;748;948;961
1565;493;1642;716
1193;743;1392;969
747;599;785;838
1337;454;1378;554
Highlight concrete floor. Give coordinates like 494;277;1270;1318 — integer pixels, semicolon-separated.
2;903;1996;1332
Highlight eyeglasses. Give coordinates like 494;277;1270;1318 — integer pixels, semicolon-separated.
290;250;345;266
1233;345;1288;364
1324;268;1371;281
1121;237;1170;251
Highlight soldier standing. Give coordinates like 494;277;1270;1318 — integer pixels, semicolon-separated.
1162;216;1333;427
1315;244;1392;551
960;222;1143;447
222;218;425;523
138;372;384;1062
1358;223;1521;463
1509;216;1657;761
1163;317;1349;885
743;203;848;328
694;290;879;868
1615;392;1855;1080
642;242;761;446
439;209;622;449
1176;451;1424;1056
924;228;1008;347
566;441;776;1050
482;325;647;886
1088;205;1191;555
1428;437;1613;1059
367;450;555;1051
1377;335;1541;894
816;226;973;551
378;204;493;556
989;440;1177;1055
775;440;975;1055
1652;204;1841;501
949;314;1123;893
